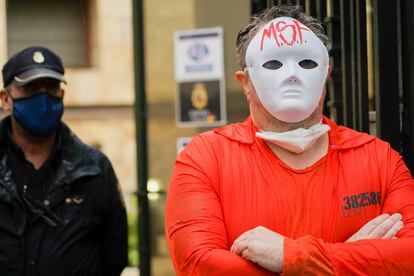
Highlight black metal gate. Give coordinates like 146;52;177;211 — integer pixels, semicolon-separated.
251;0;414;173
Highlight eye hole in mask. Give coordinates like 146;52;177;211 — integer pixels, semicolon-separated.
262;60;283;70
298;59;318;69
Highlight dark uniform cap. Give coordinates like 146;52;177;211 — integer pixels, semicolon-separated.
2;46;67;88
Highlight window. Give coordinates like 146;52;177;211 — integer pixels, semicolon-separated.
6;0;90;67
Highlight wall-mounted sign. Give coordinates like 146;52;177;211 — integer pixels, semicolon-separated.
176;80;225;126
176;137;192;154
174;27;226;127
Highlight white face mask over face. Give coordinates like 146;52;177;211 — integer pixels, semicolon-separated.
245;17;329;123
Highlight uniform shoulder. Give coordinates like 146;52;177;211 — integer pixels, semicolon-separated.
60;123;113;168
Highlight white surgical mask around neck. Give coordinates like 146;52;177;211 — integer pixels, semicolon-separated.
256;122;330;154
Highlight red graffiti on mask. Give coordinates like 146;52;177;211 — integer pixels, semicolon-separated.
260;19;310;50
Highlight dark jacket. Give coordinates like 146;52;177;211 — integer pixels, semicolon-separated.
0;117;128;276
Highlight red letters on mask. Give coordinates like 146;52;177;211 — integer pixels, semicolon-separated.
260;19;310;51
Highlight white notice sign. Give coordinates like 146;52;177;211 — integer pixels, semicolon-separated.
174;27;224;82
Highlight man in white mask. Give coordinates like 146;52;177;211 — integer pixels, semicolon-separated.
166;5;414;275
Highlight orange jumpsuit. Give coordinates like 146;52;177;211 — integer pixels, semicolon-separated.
165;116;414;275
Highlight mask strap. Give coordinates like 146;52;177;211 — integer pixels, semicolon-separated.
5;89;15;101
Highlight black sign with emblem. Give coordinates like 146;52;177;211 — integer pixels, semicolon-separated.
176;79;225;127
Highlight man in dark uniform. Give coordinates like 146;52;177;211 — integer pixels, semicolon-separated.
0;46;128;275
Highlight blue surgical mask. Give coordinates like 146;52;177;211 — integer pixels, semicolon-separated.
11;92;64;136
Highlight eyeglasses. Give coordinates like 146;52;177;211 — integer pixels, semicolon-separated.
22;185;62;227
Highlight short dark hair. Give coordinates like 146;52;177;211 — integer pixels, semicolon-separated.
236;5;328;69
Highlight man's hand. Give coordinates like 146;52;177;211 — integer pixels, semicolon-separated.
231;226;284;273
346;213;404;242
